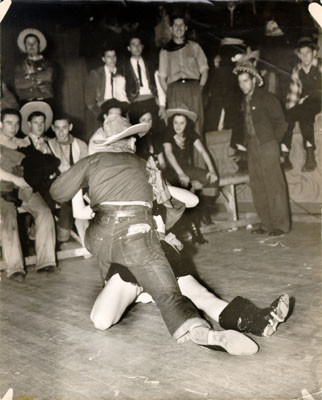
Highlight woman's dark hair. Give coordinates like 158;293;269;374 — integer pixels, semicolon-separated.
168;114;195;137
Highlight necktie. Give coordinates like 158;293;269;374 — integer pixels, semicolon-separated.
137;61;143;87
110;73;115;98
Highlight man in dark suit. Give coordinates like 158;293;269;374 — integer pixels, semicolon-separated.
123;35;161;118
233;62;290;237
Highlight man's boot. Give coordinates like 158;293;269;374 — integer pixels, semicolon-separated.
282;152;293;171
219;294;290;337
302;148;317;172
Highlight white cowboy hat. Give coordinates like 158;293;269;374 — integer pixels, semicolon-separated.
166;105;198;123
17;28;47;53
220;37;245;46
92;114;149;147
20;101;53;134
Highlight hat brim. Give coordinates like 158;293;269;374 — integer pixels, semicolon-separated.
93;122;149;147
166;108;198;123
17;28;47;53
20;101;53;135
233;65;264;87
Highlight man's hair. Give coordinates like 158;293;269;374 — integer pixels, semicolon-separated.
102;46;117;56
53;114;72;124
169;13;188;26
1;108;21;122
128;35;144;47
24;34;40;46
27;111;46;122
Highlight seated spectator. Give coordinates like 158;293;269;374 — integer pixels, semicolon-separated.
282;37;321;172
0;108;57;279
14;29;55;108
19;101;60;210
163;106;218;243
128;101;166;166
85;46;129;120
48;115;88;246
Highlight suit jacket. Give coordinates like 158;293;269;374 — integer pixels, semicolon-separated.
85;66;128;117
123;58;157;102
242;87;288;145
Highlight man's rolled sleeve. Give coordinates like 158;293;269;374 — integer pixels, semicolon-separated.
50;157;89;203
194;43;208;74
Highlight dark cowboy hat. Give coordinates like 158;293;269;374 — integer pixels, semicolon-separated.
98;99;129;121
233;61;264;87
296;36;318;51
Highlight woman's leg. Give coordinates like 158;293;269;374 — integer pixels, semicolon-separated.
90;273;142;330
178;275;228;322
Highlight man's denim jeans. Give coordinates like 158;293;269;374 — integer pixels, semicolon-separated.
85;205;207;340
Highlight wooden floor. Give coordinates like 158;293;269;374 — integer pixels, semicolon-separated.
0;222;321;400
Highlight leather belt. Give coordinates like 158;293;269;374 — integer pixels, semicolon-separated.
94;209;151;219
174;78;198;84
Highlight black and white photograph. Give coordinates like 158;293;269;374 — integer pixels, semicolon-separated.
0;0;321;399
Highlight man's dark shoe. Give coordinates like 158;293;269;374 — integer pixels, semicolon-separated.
219;294;290;337
251;228;266;235
36;265;57;274
281;152;293;171
269;229;284;237
8;271;25;282
302;148;317;172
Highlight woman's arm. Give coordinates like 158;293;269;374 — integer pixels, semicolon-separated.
163;142;190;187
193;139;218;183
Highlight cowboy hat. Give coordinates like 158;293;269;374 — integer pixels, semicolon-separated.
296;36;318;51
166;105;198;123
98;98;129;121
17;28;47;53
233;62;264;87
93;114;149;147
220;37;245;46
231;47;260;64
20;101;53;135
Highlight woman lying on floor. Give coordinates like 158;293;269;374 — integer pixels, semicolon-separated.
72;188;290;340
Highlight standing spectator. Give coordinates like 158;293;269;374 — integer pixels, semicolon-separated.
233;62;290;237
158;14;208;135
281;37;322;172
14;29;55;108
154;5;172;49
0;108;57;278
48;115;88;246
123;35;160;116
85;47;129;121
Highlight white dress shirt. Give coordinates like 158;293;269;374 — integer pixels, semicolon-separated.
104;66;128;102
130;57;152;96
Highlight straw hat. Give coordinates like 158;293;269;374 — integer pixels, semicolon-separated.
233;62;264;87
17;28;47;53
166;105;198;123
92;114;149;147
20;101;53;134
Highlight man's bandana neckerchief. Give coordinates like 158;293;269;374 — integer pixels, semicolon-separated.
163;39;187;52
